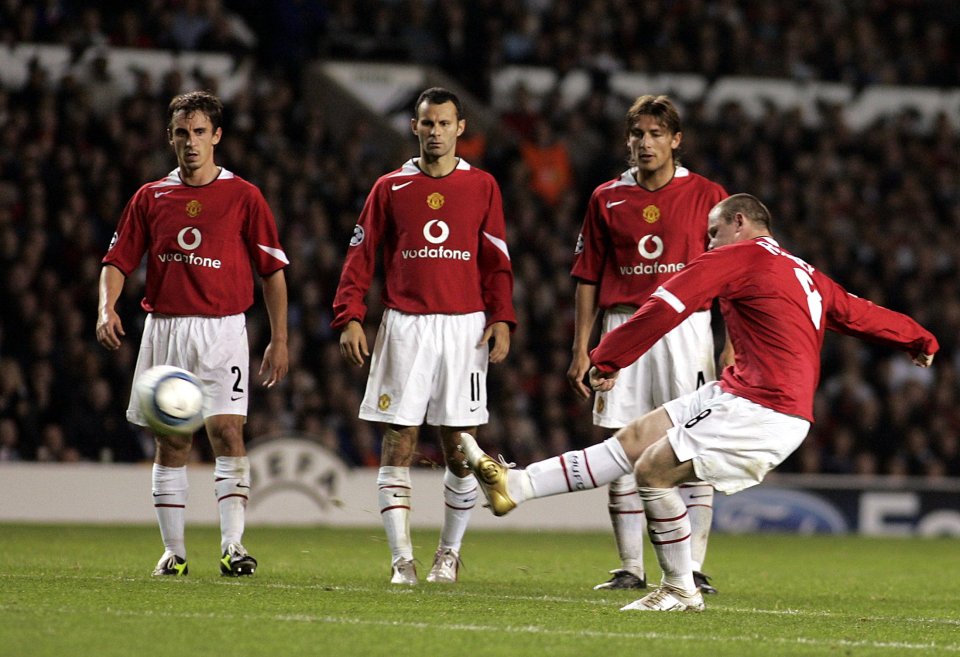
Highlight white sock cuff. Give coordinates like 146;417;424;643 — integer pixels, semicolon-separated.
377;466;411;488
609;472;638;495
443;468;477;493
214;456;249;481
152;463;188;490
636;486;672;502
603;437;633;473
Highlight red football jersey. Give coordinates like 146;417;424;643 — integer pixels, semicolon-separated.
591;237;939;422
102;168;288;316
332;158;516;328
571;167;727;307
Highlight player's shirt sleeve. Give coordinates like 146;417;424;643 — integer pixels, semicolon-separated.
477;179;517;328
820;274;939;357
331;179;387;329
244;187;289;276
102;186;150;275
570;189;605;283
590;247;739;371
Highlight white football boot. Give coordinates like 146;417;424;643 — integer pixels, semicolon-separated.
390;558;418;585
620;584;705;612
426;548;460;583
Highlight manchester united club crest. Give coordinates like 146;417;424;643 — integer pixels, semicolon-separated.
378;394;391;411
186;200;202;218
643;205;660;224
427;193;444;210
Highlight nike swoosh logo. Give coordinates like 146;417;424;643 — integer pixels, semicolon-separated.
391;181;413;191
650;528;678;535
460;496;478;504
689;493;712;498
392;493;411;498
469;405;480;412
231;396;243;401
606;200;626;208
236;484;250;489
154;190;174;198
152;492;174;498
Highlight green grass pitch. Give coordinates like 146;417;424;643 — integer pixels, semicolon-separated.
0;524;957;657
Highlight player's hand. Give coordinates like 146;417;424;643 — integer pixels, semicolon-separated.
566;351;592;400
588;366;619;392
339;321;369;367
260;339;289;387
913;352;935;368
95;309;125;350
480;321;511;363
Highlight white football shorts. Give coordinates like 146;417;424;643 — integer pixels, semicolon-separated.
593;309;715;428
663;381;810;494
359;308;489;427
127;313;250;426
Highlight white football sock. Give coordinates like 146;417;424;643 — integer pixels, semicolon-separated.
608;473;645;577
526;437;632;498
680;482;714;571
438;469;477;553
214;456;250;553
378;466;413;563
152;463;188;558
638;486;696;592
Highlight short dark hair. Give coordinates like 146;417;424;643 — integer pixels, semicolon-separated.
167;90;223;133
414;87;463;121
718;193;773;231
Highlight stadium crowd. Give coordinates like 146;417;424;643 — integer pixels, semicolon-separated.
0;0;958;479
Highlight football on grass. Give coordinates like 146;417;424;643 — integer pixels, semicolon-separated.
135;366;205;435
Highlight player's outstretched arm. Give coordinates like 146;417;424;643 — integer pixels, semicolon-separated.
339;320;369;367
480;321;511;363
96;265;126;351
260;270;289;387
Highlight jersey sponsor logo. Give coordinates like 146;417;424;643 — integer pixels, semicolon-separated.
574;233;584;255
158;227;222;269
427;192;444;210
638;235;664;259
643;205;660;223
391;181;413;191
177;227;202;250
605;199;626;208
186;200;202;218
349;224;365;246
618;235;684;276
423;219;450;244
400;220;472;261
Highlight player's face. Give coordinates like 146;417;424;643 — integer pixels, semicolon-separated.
707;207;739;249
412;101;464;163
169;110;221;176
627;114;681;175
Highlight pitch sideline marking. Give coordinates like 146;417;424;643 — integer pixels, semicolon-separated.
0;603;957;653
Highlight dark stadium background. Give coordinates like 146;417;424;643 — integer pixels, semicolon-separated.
0;0;957;482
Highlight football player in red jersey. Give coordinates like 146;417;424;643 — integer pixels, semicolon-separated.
463;193;937;611
333;87;516;585
96;91;289;578
567;95;727;593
